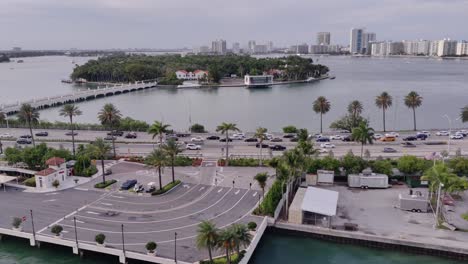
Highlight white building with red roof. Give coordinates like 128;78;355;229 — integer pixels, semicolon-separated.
35;157;70;189
176;70;208;80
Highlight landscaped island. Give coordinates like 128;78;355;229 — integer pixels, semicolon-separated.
70;54;329;84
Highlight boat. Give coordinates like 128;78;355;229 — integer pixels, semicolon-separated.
17;60;24;63
244;75;273;88
75;78;87;84
177;82;201;89
61;79;73;83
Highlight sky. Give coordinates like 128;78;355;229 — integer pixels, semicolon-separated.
0;0;467;50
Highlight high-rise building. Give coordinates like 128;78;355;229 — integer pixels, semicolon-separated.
267;41;274;52
316;32;331;45
254;45;268;54
211;39;227;54
350;28;364;54
456;41;468;56
290;44;309;54
437;39;458;56
248;40;256;53
232;42;241;54
362;32;376;54
429;41;439;56
193;46;210;54
416;40;431;55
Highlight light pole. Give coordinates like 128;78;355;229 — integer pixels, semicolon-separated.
443;115;452;157
30;210;36;246
174;232;178;263
434;182;445;229
121;224;126;257
73;217;79;250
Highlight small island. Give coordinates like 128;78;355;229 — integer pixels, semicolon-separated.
71;54;329;85
0;54;10;63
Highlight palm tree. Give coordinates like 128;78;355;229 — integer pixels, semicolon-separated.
196;221;219;264
59;104;82;157
347;100;363;128
375;92;392;132
97;103;122;157
161;139;183;183
17;103;39;147
89;138;112;184
148;121;171;145
0;112;5;124
312;96;331;133
216;123;240;166
404;91;423;131
217;228;235;264
230;224;252;257
146;149;168;190
254;172;268;197
351;121;375;158
460;105;468;123
254;127;267;166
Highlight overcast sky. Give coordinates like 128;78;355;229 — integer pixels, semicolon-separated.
1;0;467;50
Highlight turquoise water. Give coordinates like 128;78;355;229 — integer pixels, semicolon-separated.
249;232;465;264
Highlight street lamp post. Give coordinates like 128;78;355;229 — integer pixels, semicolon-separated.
121;224;126;257
30;210;36;246
73;217;79;250
174;232;178;263
443;115;452;157
434;182;445;229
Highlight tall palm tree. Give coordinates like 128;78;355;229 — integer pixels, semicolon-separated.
404;91;423;131
460;105;468;123
0;112;5;125
254;127;267;166
312;96;331;133
216;123;240;166
230;224;252;257
146;149;168;190
347;100;363;128
97;103;122;157
351;121;375;158
59;104;82;157
89;138;112;184
254;172;268;197
161;139;183;183
217;228;235;264
148;121;171;145
17;103;39;147
196;221;219;264
375;92;392;132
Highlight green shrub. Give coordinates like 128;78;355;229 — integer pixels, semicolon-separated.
12;217;22;228
146;241;157;252
448;157;468;176
52;180;60;188
247;222;257;231
173;156;193;166
152;180;181;195
23;177;36;187
370;159;393;176
341;153;367;174
51;225;63;236
190;123;206;133
225;158;270;167
282;126;298;134
95;233;106;244
397;155;428;175
94;180;117;189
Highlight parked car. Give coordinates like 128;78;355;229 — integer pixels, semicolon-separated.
380;136;396;142
256;143;269;148
416;134;427;140
290;137;299;142
403;136;417;141
450;134;464;140
401;142;416;148
186;143;201;150
436;131;450;136
206;135;220;140
383;147;397;153
270;137;283;142
0;133;12;138
16;138;32;144
316;137;330;142
133;184;144;193
121;179;137;190
231;135;244;140
104;136;116;141
342;136;352;142
263;133;274;140
270;145;286;151
373;133;383;140
146;182;156;193
385;132;399;138
330;135;343;140
105;168;112;175
19;135;32;139
107;130;124;136
320;143;335;148
191;136;204;142
176;132;191;138
417;131;431;137
244;137;258;142
219;138;233;142
232;133;245;139
283;134;296;138
35;131;48;137
65;131;78;136
455;131;467;137
125;132;137;139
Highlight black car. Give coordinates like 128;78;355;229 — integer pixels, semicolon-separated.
383;147;397;153
16;138;32;144
19;135;32;139
271;138;283;142
220;138;233;142
107;130;124;136
342;136;351;142
416;134;428;140
270;145;286;151
283;134;296;138
35;132;48;137
256;143;269;148
121;179;137;190
65;131;78;136
166;135;179;141
125;132;137;139
176;133;191;138
244;138;258;142
206;135;220;140
403;136;417;141
316;137;330;142
290;137;299;142
104;136;116;141
401;142;416;148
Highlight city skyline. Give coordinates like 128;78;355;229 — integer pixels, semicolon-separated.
1;0;467;50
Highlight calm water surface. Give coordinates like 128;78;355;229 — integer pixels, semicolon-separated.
1;56;468;132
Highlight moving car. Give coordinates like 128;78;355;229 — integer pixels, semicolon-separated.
20;135;32;138
383;147;397;153
385;132;399;138
450;134;463;140
186;143;201;150
219;138;233;142
270;145;286;151
65;131;78;136
232;133;245;139
290;137;299;142
263;133;274;140
231;135;244;140
373;134;383;140
256;143;269;148
403;136;417;141
125;132;137;139
342;136;352;142
0;133;11;138
320;143;335;148
206;135;220;140
190;136;204;142
416;134;427;140
16;138;32;144
244;137;258;142
316;137;330;142
401;142;416;148
283;134;296;138
35;131;48;137
104;136;116;141
417;131;431;137
436;131;449;136
270;137;283;142
330;135;343;140
104;168;112;175
121;179;137;190
107;130;124;136
380;136;396;142
176;132;191;138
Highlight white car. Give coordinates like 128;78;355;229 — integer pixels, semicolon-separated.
186;143;201;150
330;135;343;140
318;148;329;153
232;133;245;138
385;132;399;138
263;133;274;140
230;135;244;140
417;131;431;137
0;133;11;138
450;134;463;140
190;136;204;142
373;133;383;139
436;131;449;136
320;143;335;148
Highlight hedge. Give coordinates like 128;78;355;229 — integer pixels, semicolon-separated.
253;179;284;216
94;180;117;189
152;180;181;195
219;158;271;167
200;251;244;264
24;177;36;187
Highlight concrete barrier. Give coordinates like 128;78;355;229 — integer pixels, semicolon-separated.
239;217;268;264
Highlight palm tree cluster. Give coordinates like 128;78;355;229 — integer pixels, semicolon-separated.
196;220;252;264
98;103;122;157
145;138;183;190
216;122;240;166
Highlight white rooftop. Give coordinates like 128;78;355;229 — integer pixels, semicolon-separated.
301;186;339;216
0;175;17;185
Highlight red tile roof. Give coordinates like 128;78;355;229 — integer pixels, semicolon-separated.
36;168;56;176
46;157;65;166
176;70;188;73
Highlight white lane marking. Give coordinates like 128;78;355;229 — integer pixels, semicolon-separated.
101;203;113;206
43;199;57;202
253;192;258;197
45;193;58;196
183;184;190;189
74;188;88;191
72;219;85;224
65;189;250;234
217;188;223;193
112;195;125;199
234;190;240;195
62;230;69;233
86;211;99;215
199;187;205;191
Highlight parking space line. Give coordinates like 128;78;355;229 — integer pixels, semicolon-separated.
199;187;205;191
43;199;57;202
234;190;240;195
253;192;258;197
217;188;223;193
101;203;113;206
86;211;99;215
